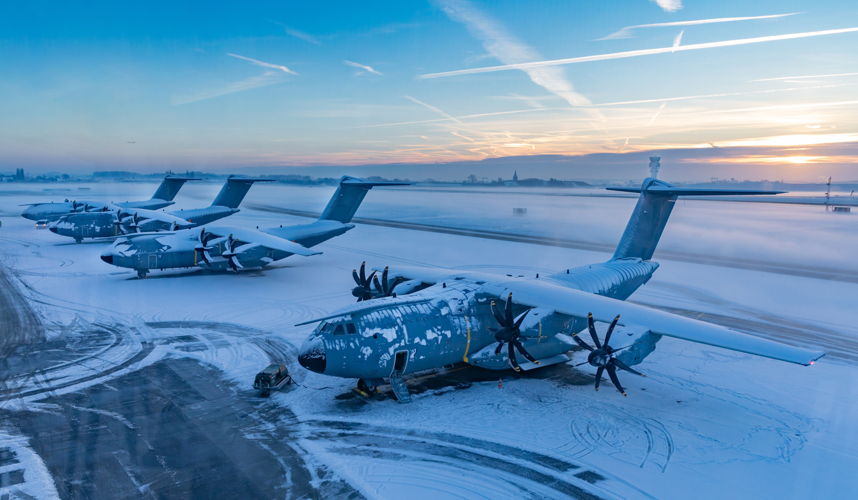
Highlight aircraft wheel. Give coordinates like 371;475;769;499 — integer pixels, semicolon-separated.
136;270;148;279
74;238;82;243
356;378;376;395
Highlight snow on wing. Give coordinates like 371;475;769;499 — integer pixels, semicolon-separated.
204;226;321;257
485;279;825;366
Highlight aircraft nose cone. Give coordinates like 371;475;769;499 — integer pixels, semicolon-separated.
298;336;326;374
48;225;58;233
99;247;114;264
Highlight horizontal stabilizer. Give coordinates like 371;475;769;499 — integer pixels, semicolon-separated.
211;176;275;208
319;176;410;223
607;186;785;196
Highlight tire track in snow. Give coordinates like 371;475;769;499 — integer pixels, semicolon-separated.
303;419;656;500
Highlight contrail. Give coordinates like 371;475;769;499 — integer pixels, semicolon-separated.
752;71;858;82
599;12;798;40
227;53;298;75
420;27;858;79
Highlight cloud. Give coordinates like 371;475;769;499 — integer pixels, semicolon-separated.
672;30;684;52
227;53;297;75
599;13;798;40
420;27;858;79
172;72;286;105
591;83;849;107
344;60;382;75
283;26;321;45
651;0;682;12
433;0;598;114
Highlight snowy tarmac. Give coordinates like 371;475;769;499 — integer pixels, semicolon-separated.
0;181;857;499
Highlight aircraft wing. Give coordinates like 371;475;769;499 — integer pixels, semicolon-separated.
205;226;321;257
483;279;824;366
131;209;193;228
374;264;462;284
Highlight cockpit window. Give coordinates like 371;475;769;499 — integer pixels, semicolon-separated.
333;324;344;335
346;323;356;334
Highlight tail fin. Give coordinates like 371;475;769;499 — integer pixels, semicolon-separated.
319;176;409;223
211;176;274;208
609;157;783;261
151;175;199;201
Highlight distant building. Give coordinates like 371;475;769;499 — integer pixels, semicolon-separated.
14;168;24;181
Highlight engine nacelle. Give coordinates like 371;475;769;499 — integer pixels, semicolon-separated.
613;327;662;367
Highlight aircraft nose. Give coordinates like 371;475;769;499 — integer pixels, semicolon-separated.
99;248;114;264
48;224;58;233
298;335;326;374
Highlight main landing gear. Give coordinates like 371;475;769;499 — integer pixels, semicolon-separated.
354;378;378;397
136;269;148;279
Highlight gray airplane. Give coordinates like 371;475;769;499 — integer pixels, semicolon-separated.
296;158;824;403
47;176;272;242
20;175;197;225
99;176;408;278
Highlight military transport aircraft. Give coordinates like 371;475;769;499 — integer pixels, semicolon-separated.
47;176;272;242
20;175;198;225
296;158;825;403
99;176;408;278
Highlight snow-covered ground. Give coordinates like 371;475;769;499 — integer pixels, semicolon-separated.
0;181;857;499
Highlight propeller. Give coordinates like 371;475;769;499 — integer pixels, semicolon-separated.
351;261;376;301
112;209;128;235
372;266;403;298
221;234;243;271
127;212;142;233
490;293;540;372
194;228;215;264
571;313;644;396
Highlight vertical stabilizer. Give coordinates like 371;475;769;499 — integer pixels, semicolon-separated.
211;176;274;208
319;176;409;223
608;157;784;261
610;177;678;261
151;175;199;201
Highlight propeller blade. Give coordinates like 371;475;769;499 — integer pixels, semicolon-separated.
604;314;621;348
571;334;593;351
372;274;382;293
352;269;361;286
587;313;602;349
594;366;605;391
494;342;504;356
490;300;506;326
359;261;366;283
507;342;521;372
606;364;627;396
504;293;513;325
381;267;389;294
612;357;645;377
366;270;377;287
513;339;539;364
513;309;530;329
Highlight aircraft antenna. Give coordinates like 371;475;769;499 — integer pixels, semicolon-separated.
649;156;661;179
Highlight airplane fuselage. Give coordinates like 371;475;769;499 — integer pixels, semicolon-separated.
299;259;662;381
100;221;354;275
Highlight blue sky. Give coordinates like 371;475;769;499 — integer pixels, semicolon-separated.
1;0;858;180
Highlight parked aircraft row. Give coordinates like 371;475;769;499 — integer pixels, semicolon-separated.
20;159;825;403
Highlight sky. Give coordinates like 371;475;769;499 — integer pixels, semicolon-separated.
1;0;858;181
